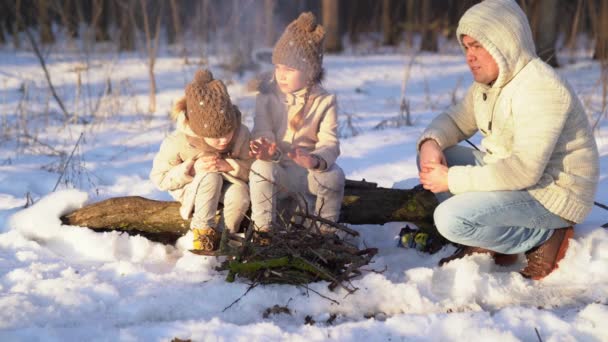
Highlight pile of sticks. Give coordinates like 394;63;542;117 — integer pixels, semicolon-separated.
211;212;377;294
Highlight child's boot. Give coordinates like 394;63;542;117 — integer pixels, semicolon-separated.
192;227;220;252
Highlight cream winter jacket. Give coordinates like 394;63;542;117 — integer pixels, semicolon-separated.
150;108;252;219
252;82;340;170
417;0;599;223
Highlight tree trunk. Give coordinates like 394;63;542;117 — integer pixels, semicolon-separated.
95;0;111;41
264;0;276;46
565;0;583;51
594;0;608;60
405;0;416;48
62;180;438;245
118;0;135;51
382;0;396;46
61;0;79;39
12;0;22;49
38;0;55;44
420;0;437;52
322;0;342;52
0;8;5;45
535;0;559;67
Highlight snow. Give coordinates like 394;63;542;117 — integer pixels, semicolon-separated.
0;41;607;341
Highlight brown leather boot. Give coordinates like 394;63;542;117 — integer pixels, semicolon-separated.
520;226;574;280
439;245;518;267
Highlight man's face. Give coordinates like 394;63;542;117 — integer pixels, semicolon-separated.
462;35;499;85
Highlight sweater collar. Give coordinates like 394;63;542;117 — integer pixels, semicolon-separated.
283;87;309;106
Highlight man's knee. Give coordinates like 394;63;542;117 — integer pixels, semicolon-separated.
433;199;473;242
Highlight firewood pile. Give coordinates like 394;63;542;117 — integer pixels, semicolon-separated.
207;212;377;294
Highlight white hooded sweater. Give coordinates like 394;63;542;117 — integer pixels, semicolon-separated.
417;0;599;223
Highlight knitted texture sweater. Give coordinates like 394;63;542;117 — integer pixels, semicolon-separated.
417;0;599;223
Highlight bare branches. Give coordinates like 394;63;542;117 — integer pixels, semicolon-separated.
140;0;164;113
22;27;70;120
53;132;84;191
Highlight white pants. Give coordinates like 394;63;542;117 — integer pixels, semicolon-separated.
249;160;345;231
190;173;250;233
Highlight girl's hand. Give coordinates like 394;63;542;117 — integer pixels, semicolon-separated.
194;155;234;173
194;155;219;173
249;138;278;161
287;148;319;169
215;158;233;172
181;157;196;179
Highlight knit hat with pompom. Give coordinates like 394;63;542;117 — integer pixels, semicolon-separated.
272;12;325;82
185;69;237;138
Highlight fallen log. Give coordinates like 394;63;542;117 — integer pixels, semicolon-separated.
61;180;438;244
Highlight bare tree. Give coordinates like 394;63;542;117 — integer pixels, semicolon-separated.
11;0;23;49
118;0;135;51
420;0;438;52
96;0;111;42
53;0;79;39
593;0;608;61
405;0;417;48
265;0;276;46
37;0;55;44
140;0;163;113
167;0;182;48
382;0;396;46
565;0;584;51
323;0;342;52
534;0;560;67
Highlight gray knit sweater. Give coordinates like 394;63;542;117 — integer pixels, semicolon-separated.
417;0;599;223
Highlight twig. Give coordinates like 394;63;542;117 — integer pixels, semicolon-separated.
594;201;608;211
53;132;84;191
293;212;359;236
360;265;388;274
297;284;340;305
22;28;71;120
222;282;258;312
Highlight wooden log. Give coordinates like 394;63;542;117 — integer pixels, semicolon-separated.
61;180;438;244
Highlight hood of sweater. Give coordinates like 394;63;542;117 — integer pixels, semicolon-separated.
456;0;537;89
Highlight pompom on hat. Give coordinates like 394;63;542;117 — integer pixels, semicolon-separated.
272;12;326;82
185;69;237;138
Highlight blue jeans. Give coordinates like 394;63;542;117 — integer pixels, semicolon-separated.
430;145;570;254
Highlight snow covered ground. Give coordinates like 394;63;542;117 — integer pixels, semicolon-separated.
0;41;607;341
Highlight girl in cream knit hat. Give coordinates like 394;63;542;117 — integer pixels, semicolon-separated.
249;12;345;236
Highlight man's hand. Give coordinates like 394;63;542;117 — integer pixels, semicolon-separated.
249;137;278;161
419;161;449;193
419;139;446;172
194;155;233;173
287;148;319;169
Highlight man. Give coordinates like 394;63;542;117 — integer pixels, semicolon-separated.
417;0;599;280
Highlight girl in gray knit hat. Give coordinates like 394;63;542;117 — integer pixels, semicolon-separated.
249;12;345;237
150;69;253;253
